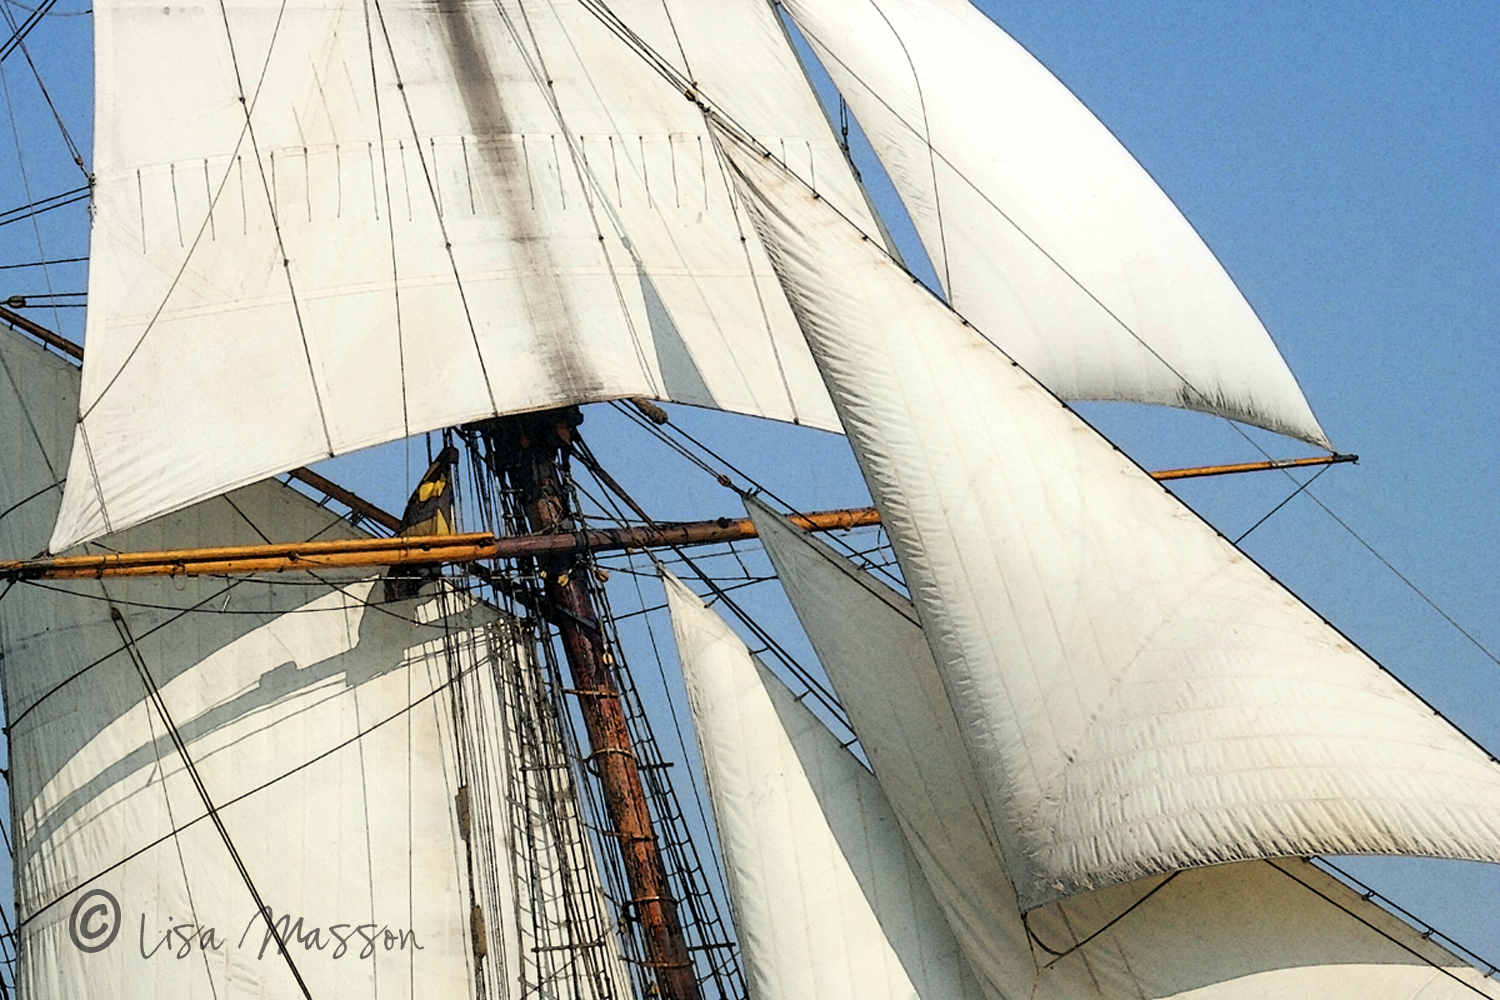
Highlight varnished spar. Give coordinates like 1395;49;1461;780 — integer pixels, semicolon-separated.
0;455;1354;582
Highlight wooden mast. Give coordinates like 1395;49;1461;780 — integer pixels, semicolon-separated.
469;408;702;1000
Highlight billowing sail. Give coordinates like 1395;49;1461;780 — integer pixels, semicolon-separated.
780;0;1330;447
745;497;1030;998
719;133;1500;911
54;0;875;551
0;329;631;998
747;499;1500;999
661;568;987;1000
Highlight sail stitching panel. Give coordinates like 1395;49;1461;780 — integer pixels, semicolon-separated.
580;0;811;420
75;0;336;472
720;134;1500;908
577;0;888;419
14;610;491;930
709;132;800;422
360;0;414;443
214;0;334;454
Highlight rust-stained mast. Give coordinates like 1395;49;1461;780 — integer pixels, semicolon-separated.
470;408;701;1000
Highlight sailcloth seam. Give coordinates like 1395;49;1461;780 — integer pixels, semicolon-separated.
367;0;499;412
855;0;950;290
215;0;334;455
783;10;1320;444
1052;559;1239;786
506;0;657;393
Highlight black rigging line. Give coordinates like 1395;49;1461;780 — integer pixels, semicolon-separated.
1267;859;1497;997
1233;462;1331;545
0;256;85;270
0;0;53;63
1314;858;1500;978
0;185;89;227
2;0;88;14
0;0;86;173
1024;872;1179;965
16;642;489;932
0;478;61;526
1299;490;1500;671
110;607;315;999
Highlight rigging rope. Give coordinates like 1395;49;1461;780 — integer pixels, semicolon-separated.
14;639;491;932
0;0;86;172
111;606;316;1000
0;185;86;227
0;0;52;62
1232;461;1331;544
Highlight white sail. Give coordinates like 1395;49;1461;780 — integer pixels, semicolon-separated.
779;0;1330;448
748;499;1500;999
744;497;1030;999
719;133;1500;911
54;0;875;552
661;568;986;1000
0;329;630;998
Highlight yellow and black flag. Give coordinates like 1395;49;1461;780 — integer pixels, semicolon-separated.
385;446;459;601
397;445;460;537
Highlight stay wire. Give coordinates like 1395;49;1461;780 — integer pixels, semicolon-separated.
0;185;87;226
1232;462;1330;545
110;606;315;1000
1313;857;1500;978
0;0;85;173
1301;488;1500;672
0;0;52;63
1266;859;1495;997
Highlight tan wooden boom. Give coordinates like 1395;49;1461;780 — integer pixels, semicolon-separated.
2;451;1354;582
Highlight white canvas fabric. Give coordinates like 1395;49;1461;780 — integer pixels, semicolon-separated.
719;135;1500;911
781;0;1330;447
1;329;630;999
747;497;1500;999
55;0;872;551
662;568;987;1000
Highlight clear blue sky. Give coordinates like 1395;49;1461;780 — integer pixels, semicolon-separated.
2;0;1497;976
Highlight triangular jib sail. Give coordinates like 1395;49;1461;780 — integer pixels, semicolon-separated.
779;0;1330;447
745;496;1500;999
662;567;987;1000
717;129;1500;910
